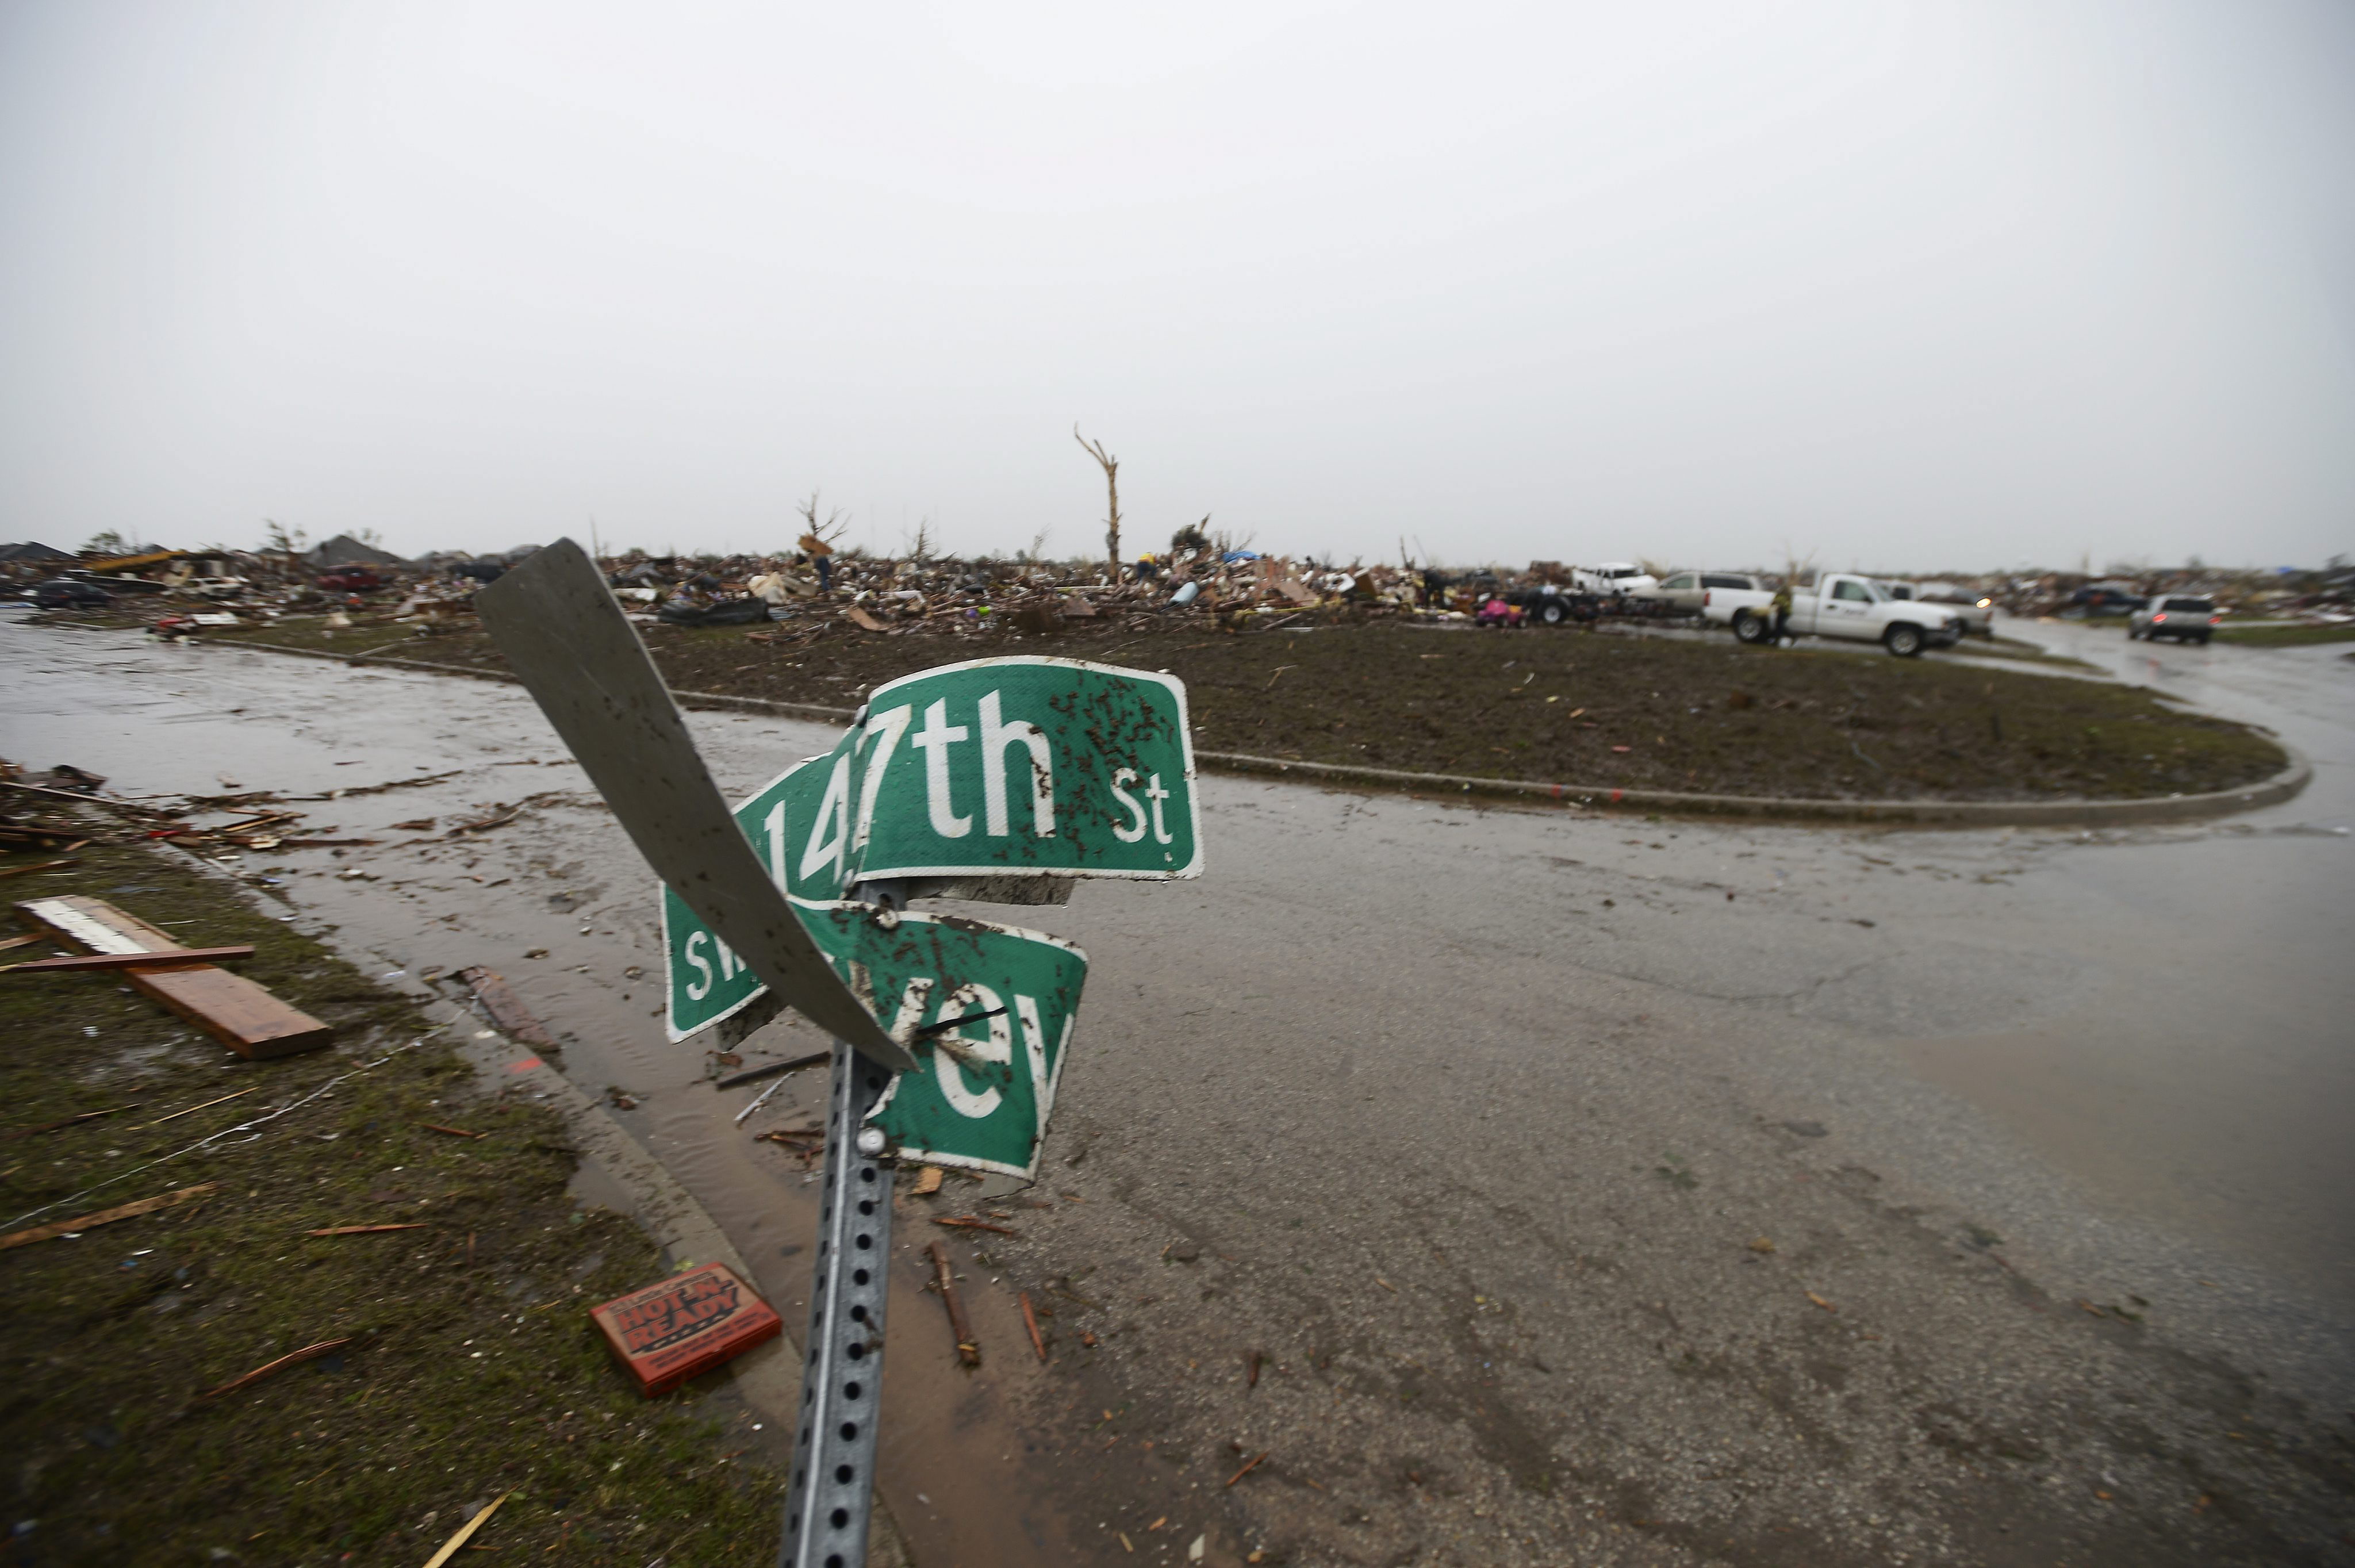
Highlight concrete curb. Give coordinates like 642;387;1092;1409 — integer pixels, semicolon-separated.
205;635;2313;827
1192;747;2315;826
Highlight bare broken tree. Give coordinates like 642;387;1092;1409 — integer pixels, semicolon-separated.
795;491;852;554
1073;426;1121;574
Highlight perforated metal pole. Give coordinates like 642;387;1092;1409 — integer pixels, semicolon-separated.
778;1039;895;1568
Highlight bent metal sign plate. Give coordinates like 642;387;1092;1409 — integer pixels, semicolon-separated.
663;657;1197;1042
843;658;1199;883
800;902;1086;1178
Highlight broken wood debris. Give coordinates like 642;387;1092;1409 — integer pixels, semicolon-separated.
306;1222;429;1236
1226;1450;1271;1487
1020;1291;1048;1362
6;1103;140;1138
15;896;332;1059
0;858;79;881
927;1240;980;1367
133;1086;256;1129
932;1216;1017;1236
712;1049;830;1091
455;965;558;1049
417;1122;486;1139
421;1492;515;1568
201;1336;357;1400
1;944;255;975
0;1182;218;1251
910;1166;944;1197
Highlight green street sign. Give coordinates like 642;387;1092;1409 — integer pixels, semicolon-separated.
843;657;1200;884
661;737;862;1041
796;903;1087;1178
663;657;1198;1041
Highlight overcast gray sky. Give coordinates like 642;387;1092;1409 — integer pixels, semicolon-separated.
3;1;2350;572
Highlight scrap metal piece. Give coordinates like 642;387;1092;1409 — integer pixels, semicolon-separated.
473;539;907;1070
780;1040;896;1568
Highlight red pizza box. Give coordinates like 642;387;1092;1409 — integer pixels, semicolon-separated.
589;1261;783;1397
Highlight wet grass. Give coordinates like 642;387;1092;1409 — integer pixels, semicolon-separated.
0;831;784;1564
208;615;2289;800
2210;623;2355;647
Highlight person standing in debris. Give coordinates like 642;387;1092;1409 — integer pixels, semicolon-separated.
1769;582;1793;644
816;554;831;593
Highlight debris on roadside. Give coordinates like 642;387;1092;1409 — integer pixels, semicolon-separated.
14;895;332;1057
421;1491;515;1567
1021;1291;1048;1362
201;1335;358;1401
457;965;559;1050
927;1240;981;1367
588;1261;783;1397
0;1181;219;1250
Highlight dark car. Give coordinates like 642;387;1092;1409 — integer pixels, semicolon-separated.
316;568;384;592
31;578;111;609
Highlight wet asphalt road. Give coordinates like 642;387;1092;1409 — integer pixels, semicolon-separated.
2;614;2350;1566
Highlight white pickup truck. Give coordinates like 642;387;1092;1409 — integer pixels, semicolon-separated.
1702;573;1966;657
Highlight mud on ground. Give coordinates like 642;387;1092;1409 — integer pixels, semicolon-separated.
218;616;2288;801
0;832;789;1565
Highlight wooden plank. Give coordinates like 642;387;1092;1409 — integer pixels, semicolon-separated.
1;944;255;975
14;896;332;1059
0;1182;218;1250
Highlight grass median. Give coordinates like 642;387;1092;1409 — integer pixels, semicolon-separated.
210;614;2288;801
0;830;784;1564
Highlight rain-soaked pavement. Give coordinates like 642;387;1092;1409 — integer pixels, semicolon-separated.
2;612;2349;1566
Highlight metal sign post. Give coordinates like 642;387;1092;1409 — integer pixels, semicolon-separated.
779;1037;894;1568
476;545;1203;1567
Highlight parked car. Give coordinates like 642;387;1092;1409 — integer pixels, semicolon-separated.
1642;571;1763;615
1505;583;1605;626
1876;580;1995;637
2128;595;2220;645
1708;573;1965;657
2069;584;2146;615
31;578;111;609
316;567;384;593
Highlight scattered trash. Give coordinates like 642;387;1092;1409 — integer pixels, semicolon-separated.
933;1216;1016;1236
927;1240;981;1367
0;1181;218;1250
0;943;254;975
457;965;558;1049
1749;1237;1777;1254
589;1261;783;1397
1020;1291;1048;1362
6;1103;141;1138
420;1490;514;1568
0;858;79;881
712;1050;830;1091
200;1335;356;1400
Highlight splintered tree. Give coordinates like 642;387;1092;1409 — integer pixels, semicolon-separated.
1073;426;1121;574
795;491;852;556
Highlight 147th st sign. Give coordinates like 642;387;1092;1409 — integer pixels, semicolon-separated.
666;657;1198;1041
662;656;1199;1174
